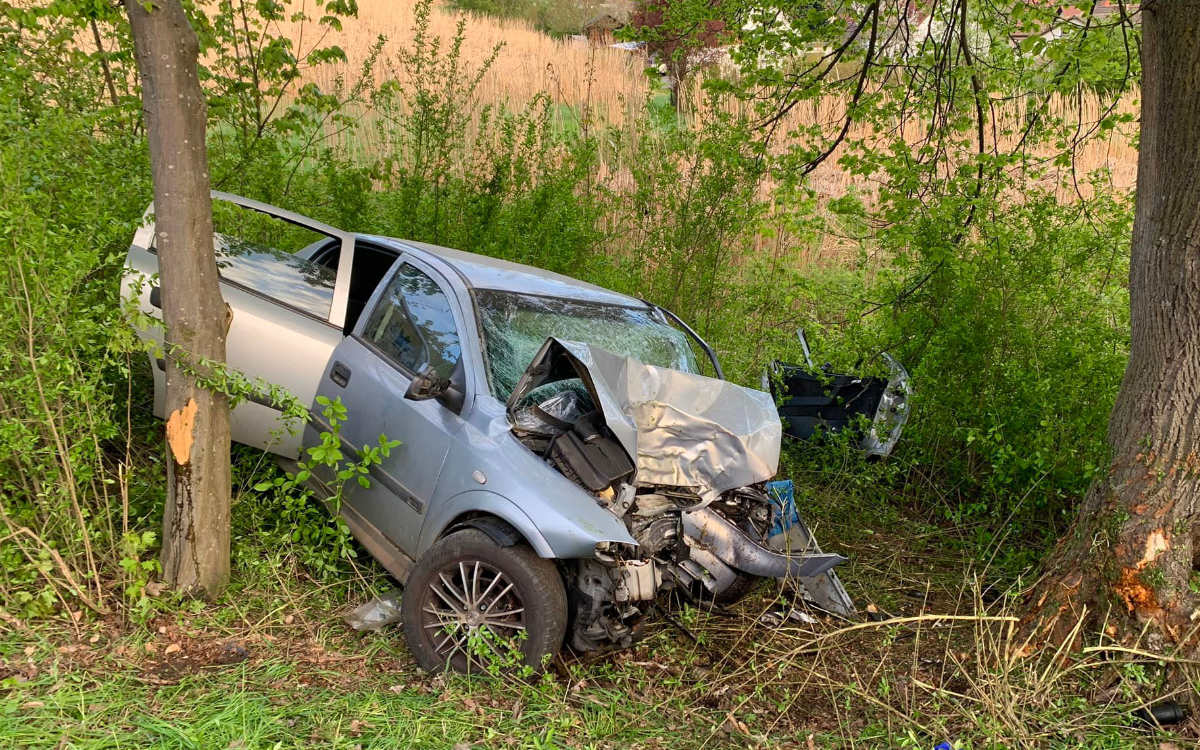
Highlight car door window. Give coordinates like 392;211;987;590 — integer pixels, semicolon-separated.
208;200;339;320
363;263;462;379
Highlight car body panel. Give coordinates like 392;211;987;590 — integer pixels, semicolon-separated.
366;236;644;308
766;349;912;459
312;252;473;554
123;193;356;457
209;190;357;329
414;393;638;559
312;336;454;553
507;337;781;503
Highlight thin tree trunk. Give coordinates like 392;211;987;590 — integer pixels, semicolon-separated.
88;18;120;109
124;0;231;598
1023;1;1200;652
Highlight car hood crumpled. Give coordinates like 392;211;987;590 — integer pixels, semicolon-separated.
507;338;781;503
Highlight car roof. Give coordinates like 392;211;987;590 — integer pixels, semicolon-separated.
363;235;647;308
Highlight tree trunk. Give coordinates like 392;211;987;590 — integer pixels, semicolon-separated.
1022;1;1200;652
125;0;231;598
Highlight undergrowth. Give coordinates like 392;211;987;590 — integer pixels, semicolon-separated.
0;1;1168;745
1;477;1190;748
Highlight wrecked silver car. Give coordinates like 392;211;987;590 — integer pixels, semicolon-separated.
124;192;853;672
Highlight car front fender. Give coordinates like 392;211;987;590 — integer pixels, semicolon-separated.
418;489;636;561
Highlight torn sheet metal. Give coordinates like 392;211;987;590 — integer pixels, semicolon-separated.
682;506;846;578
766;480;856;616
508;338;782;502
860;353;912;458
766;352;911;459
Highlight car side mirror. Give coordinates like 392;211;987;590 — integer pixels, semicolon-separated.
404;360;466;414
404;365;449;402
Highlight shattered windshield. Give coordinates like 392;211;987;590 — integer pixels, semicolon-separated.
475;290;698;399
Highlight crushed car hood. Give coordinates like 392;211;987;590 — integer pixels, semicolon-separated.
507;338;782;502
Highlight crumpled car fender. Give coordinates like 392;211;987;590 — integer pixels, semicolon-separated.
418;489;636;560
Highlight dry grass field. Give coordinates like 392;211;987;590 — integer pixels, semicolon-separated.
290;0;652;127
253;0;1143;269
288;0;1138;199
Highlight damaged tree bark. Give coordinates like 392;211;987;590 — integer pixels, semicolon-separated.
1023;1;1200;651
125;0;231;597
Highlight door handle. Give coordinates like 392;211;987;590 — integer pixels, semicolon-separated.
330;361;351;387
149;285;162;309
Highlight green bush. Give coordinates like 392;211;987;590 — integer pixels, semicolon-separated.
0;0;1140;616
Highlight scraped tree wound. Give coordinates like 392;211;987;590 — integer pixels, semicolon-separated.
1023;1;1200;651
125;0;231;597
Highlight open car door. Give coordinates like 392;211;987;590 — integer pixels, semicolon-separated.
123;191;356;458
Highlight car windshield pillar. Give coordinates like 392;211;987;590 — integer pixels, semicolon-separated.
644;301;724;380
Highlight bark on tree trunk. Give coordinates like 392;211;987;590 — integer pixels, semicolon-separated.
125;0;231;598
1022;1;1200;652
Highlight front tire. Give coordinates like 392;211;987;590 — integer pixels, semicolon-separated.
401;529;567;673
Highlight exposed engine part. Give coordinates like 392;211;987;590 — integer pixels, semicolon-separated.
614;559;661;602
508;344;858;651
549;413;635;492
629;514;677;557
603;482;637;518
632;492;676;516
570;560;642;652
568;483;854;651
715;486;774;539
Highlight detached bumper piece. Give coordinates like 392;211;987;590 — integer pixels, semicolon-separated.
682;507;846;579
767;480;856;616
676;480;855;616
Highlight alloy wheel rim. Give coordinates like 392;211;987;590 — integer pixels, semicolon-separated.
421;559;527;665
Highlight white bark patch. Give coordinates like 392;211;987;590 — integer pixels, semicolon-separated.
1140;528;1170;568
166;397;199;465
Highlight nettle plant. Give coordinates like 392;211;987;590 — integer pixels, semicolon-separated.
127;302;399;578
250;395;400;578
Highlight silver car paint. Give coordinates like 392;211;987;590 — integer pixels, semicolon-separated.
124;194;355;458
125;193;719;568
508;338;782;504
311;249;636;561
370;236;644;308
861;353;912;458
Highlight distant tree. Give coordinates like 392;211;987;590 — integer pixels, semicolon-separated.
628;0;728;111
124;0;231;598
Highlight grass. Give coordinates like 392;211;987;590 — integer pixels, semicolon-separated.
2;464;1193;749
0;657;666;748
